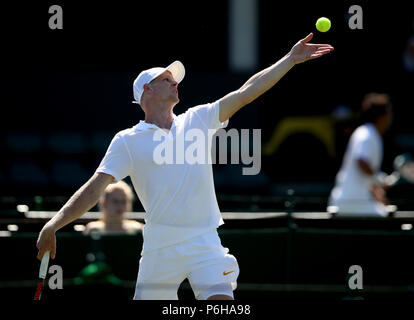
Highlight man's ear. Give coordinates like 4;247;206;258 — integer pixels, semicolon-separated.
143;83;152;94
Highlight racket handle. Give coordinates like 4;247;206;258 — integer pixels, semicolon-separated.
39;250;50;279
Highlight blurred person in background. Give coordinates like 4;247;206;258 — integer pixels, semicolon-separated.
331;104;357;167
402;34;414;73
84;181;143;235
328;93;394;217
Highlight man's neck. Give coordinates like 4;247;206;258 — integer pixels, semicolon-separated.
372;121;385;136
145;109;174;130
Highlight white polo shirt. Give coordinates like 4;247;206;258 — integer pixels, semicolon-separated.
96;101;228;253
328;123;387;216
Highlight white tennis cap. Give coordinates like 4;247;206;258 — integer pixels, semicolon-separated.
132;60;185;105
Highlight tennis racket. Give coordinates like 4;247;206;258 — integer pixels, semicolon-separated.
34;250;50;300
386;153;414;187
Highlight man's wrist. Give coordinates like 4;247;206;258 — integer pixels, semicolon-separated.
45;219;58;233
284;53;296;66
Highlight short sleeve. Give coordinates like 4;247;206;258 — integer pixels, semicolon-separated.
354;134;376;168
191;101;229;131
96;133;132;182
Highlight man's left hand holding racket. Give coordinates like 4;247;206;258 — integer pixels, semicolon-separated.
35;223;57;300
34;250;50;300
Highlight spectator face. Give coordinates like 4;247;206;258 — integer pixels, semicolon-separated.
102;188;130;218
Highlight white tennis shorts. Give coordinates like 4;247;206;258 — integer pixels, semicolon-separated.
133;229;239;300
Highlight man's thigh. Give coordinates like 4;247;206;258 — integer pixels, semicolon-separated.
134;248;187;300
187;250;239;300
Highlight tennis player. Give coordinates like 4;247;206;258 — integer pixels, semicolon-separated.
328;93;393;217
36;33;333;300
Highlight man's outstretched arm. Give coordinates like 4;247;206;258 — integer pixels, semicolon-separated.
218;33;334;122
36;172;114;260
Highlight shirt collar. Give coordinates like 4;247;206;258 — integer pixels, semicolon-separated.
134;114;178;132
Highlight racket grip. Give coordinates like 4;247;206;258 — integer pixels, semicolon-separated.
39;250;50;279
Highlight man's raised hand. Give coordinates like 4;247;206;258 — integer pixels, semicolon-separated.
289;33;334;65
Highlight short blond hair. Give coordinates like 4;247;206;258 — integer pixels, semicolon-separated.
102;180;135;202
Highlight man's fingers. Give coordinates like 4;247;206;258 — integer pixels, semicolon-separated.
309;44;334;49
317;46;334;52
37;249;45;261
309;51;332;60
309;54;323;60
309;47;334;59
37;246;56;260
301;33;313;43
315;48;334;55
37;238;56;260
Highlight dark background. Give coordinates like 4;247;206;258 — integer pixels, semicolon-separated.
1;0;414;305
2;0;414;211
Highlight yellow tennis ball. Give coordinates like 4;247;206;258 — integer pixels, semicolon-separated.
316;17;331;32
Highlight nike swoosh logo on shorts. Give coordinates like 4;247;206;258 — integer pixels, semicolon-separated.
223;270;234;276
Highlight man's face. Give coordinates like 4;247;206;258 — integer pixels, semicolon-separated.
148;71;179;104
102;189;130;218
376;107;393;134
383;107;393;132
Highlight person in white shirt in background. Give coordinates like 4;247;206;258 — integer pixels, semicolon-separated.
36;33;333;300
328;93;393;217
83;181;143;235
